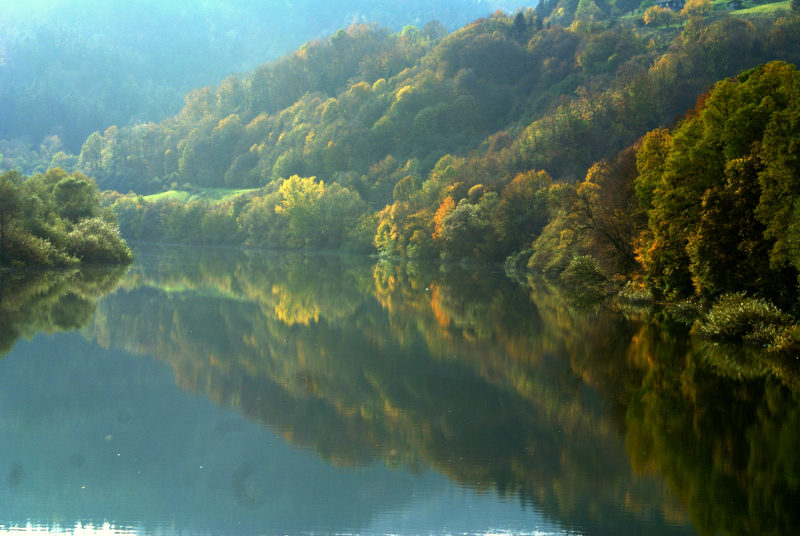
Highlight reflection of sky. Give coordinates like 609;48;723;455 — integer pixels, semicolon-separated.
0;332;561;536
364;486;577;536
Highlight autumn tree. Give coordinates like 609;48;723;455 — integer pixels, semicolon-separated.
682;0;712;17
636;62;800;303
644;6;678;27
566;147;645;277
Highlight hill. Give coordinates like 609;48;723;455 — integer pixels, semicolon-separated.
0;0;520;156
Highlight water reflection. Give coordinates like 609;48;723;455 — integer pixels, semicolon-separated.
624;317;800;536
1;245;797;535
0;266;129;357
84;246;690;535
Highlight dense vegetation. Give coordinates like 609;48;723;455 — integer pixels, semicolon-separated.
0;168;133;268
62;8;797;270
5;3;800;330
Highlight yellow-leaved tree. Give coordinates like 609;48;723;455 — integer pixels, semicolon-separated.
276;175;325;248
682;0;712;17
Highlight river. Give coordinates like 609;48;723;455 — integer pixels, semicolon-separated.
0;245;796;535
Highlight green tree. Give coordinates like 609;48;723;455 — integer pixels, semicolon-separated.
79;132;103;175
0;171;23;264
53;173;100;223
493;170;552;257
637;62;800;302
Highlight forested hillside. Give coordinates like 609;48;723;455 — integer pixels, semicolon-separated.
0;0;518;157
80;7;799;255
6;3;800;312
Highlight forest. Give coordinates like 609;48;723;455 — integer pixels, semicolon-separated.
3;1;800;343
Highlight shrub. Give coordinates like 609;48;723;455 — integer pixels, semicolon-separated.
696;292;792;345
617;280;653;302
6;228;78;267
560;255;608;300
65;218;134;263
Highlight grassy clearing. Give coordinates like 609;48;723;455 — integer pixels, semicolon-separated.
728;0;791;15
144;187;258;205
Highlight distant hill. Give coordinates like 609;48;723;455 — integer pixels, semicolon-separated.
0;0;519;153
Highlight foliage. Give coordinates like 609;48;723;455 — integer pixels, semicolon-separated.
560;254;609;300
682;0;713;16
636;61;800;304
1;0;508;154
15;8;797;270
643;6;680;26
104;177;367;251
0;169;132;268
696;292;792;345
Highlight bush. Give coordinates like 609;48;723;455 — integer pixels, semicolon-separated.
560;255;608;300
6;228;78;267
696;292;792;345
617;280;653;302
65;218;134;263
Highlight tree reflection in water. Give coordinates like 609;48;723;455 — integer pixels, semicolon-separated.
3;244;781;536
0;265;130;357
87;247;689;535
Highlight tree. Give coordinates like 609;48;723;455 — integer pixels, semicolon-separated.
0;172;23;264
276;175;325;247
53;173;100;223
434;196;497;260
576;0;604;21
682;0;712;17
79;132;103;174
636;61;800;302
493;170;552;257
644;6;678;27
567;147;644;276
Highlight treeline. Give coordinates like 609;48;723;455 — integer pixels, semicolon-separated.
523;61;800;308
0;168;133;268
74;8;800;197
103;176;374;252
91;9;800;269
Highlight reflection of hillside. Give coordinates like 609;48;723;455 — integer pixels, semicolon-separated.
0;265;129;356
89;247;691;535
625;319;800;536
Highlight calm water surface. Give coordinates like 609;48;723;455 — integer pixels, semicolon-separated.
0;245;797;535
